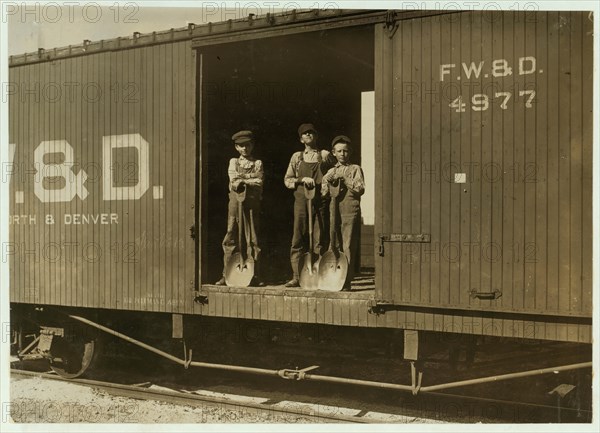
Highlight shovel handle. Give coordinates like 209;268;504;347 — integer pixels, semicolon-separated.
304;184;316;266
247;208;254;260
235;185;247;267
329;183;339;252
307;196;313;255
238;199;244;267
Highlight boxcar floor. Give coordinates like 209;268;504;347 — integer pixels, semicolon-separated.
201;273;375;296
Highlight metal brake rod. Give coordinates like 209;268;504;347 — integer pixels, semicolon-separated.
284;362;593;394
68;314;591;395
69;315;280;376
418;361;593;393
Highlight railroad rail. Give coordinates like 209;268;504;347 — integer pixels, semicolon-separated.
10;365;592;423
10;369;374;424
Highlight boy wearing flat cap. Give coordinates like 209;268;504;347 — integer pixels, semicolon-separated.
284;123;336;287
216;130;264;286
322;135;365;290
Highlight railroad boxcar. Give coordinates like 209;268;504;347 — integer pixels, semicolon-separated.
8;9;593;393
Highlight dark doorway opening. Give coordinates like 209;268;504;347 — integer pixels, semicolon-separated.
200;26;374;284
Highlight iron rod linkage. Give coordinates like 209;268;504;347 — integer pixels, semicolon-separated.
68;314;591;395
418;362;592;393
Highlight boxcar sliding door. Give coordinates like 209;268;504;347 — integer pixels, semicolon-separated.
374;11;592;317
9;41;198;314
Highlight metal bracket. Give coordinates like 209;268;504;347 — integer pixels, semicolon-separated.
410;361;423;395
37;333;55;357
549;383;577;422
379;233;431;256
194;294;208;305
385;10;398;38
367;300;394;315
404;330;419;361
385;10;399;38
172;314;183;339
277;365;320;380
17;335;40;358
40;326;65;337
183;341;193;369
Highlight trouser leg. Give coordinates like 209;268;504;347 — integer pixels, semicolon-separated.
339;198;360;285
340;214;359;283
290;197;307;280
222;197;239;276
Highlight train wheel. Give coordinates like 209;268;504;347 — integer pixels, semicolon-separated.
49;335;99;379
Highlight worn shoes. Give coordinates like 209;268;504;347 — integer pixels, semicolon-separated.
215;276;265;287
251;277;266;287
285;278;300;287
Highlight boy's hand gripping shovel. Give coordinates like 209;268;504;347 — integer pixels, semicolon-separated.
318;180;348;291
299;185;320;290
225;186;255;287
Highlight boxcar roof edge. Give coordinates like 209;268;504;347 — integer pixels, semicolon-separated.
8;9;458;67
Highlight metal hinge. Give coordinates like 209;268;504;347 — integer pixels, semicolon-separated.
378;233;431;256
189;225;196;240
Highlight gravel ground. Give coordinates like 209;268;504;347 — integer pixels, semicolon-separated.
9;376;319;423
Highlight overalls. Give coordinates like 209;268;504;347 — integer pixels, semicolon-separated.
222;159;261;276
290;153;330;280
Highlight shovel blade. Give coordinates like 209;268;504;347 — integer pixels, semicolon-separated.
299;253;320;290
224;253;255;287
318;251;348;291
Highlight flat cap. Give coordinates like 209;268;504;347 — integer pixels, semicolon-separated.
331;135;352;148
297;123;317;136
231;130;254;144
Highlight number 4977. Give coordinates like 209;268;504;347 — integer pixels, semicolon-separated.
449;91;536;112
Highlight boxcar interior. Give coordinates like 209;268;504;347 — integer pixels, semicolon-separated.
200;25;375;289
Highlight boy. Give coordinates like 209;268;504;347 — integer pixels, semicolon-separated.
322;135;365;290
284;123;336;287
216;130;264;286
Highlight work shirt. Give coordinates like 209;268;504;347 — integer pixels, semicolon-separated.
284;148;336;189
322;162;365;198
227;156;263;193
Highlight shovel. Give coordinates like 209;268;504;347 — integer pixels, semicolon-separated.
299;185;320;290
225;186;255;287
318;180;348;291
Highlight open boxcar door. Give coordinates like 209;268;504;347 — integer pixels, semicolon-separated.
374;11;592;317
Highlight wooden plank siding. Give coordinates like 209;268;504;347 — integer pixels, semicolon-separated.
374;11;592;318
8;40;197;314
194;286;591;343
